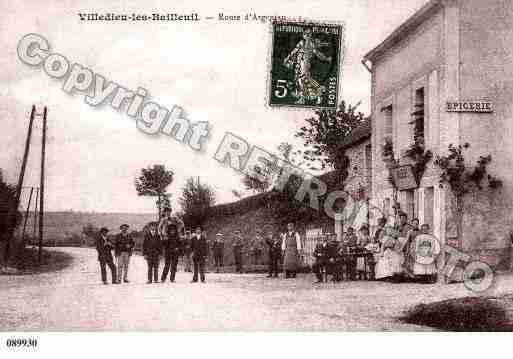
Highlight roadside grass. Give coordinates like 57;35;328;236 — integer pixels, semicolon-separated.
1;245;74;275
400;295;513;331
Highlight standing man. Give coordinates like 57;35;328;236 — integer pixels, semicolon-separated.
96;227;117;284
282;222;302;278
251;232;263;265
114;224;135;283
143;222;161;284
343;227;358;280
212;233;225;273
326;233;341;282
403;218;420;276
233;231;244;273
265;231;281;278
191;227;209;283
182;230;193;273
312;234;329;283
159;207;184;283
395;212;413;240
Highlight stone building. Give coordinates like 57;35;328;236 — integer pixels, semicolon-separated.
362;0;513;268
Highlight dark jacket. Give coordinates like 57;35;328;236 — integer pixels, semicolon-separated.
266;237;281;258
233;237;243;257
343;233;357;248
96;233;114;261
327;240;341;261
114;232;135;256
161;235;182;257
313;242;329;262
142;229;162;258
212;240;224;256
183;236;192;255
191;234;209;260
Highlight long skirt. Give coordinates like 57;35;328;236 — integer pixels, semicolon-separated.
375;249;404;279
283;245;299;271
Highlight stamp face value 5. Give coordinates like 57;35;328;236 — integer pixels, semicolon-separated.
269;21;343;109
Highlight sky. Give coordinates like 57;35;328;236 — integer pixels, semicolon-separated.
0;0;429;213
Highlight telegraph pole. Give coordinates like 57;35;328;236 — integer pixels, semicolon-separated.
3;105;36;262
33;187;39;248
38;107;47;264
21;187;34;243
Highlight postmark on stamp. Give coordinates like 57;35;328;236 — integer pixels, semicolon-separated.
268;21;344;109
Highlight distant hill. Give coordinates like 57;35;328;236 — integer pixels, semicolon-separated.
18;211;156;244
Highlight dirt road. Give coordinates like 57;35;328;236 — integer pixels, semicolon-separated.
1;247;511;331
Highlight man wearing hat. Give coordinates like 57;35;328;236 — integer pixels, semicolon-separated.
159;207;184;282
265;230;281;278
182;230;193;272
212;233;225;273
232;231;244;273
143;221;162;284
96;227;117;284
114;223;135;283
191;226;209;283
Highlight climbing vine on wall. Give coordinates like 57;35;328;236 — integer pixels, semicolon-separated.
433;143;502;243
404;141;433;185
434;143;502;196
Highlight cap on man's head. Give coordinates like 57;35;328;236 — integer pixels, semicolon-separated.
120;224;129;230
100;227;109;233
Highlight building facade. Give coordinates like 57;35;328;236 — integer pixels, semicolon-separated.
363;0;513;269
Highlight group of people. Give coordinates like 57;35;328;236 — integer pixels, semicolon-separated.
95;206;305;285
312;212;440;284
96;207;438;286
95;208;208;284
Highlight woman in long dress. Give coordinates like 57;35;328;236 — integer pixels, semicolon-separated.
281;222;302;278
411;224;440;283
375;226;405;281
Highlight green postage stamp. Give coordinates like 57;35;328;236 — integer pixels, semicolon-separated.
268;21;344;109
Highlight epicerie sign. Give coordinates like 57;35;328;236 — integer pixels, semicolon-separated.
446;100;493;113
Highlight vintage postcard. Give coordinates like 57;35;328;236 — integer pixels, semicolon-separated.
1;0;513;356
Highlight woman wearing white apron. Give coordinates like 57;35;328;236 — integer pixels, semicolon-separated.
375;226;405;281
281;222;302;278
412;224;440;283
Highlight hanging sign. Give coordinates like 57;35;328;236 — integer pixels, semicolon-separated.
391;165;417;190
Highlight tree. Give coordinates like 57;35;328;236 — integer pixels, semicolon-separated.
295;100;367;180
156;195;172;213
179;177;216;229
0;170;21;249
242;166;272;194
240;142;307;196
135;164;174;220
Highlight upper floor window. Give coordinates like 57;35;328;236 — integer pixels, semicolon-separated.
412;87;425;147
382;104;393;140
